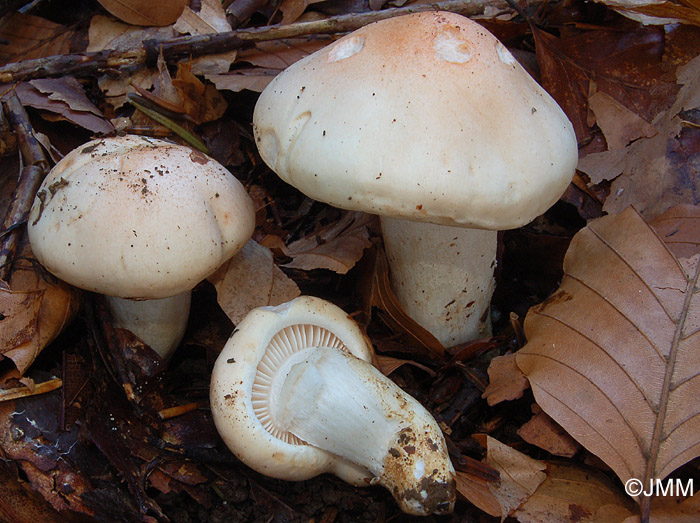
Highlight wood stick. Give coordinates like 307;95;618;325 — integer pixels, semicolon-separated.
0;0;496;83
0;92;49;281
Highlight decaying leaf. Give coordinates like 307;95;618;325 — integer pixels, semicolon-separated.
588;90;657;150
172;62;228;125
0;13;73;65
15;78;114;134
1;255;79;376
651;204;700;259
279;0;327;24
208;239;300;325
482;353;528;406
592;0;700;26
578;56;700;218
516;206;700;508
96;0;188;26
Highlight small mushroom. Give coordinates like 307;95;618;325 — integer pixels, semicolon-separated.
27;135;255;360
252;12;578;347
210;296;456;515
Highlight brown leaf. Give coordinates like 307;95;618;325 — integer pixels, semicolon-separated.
208;239;300;325
455;471;502;517
517;405;581;458
279;0;326;24
578;56;700;218
534;24;679;143
482;353;529;406
172;62;228;125
1;255;79;375
15;79;114;134
268;211;375;274
650;203;700;259
173;0;237;76
0;13;73;65
96;0;188;26
208;38;331;93
474;435;547;517
516;206;700;503
0;465;70;522
588;90;657;150
515;462;636;522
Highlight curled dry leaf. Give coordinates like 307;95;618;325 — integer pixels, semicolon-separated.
96;0;188;26
516;206;700;507
207;239;300;325
1;255;79;376
374;354;435;377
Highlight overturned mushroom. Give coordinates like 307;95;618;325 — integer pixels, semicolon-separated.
27;135;255;360
253;12;578;347
210;296;456;515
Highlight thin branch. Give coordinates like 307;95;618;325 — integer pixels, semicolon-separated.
0;91;49;281
0;0;498;83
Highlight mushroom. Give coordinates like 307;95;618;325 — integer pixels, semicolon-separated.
210;295;456;515
252;11;578;347
27;135;255;360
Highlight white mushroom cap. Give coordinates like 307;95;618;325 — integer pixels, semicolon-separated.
253;11;577;230
210;296;456;515
27;135;255;299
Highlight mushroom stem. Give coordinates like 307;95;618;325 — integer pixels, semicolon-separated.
273;345;455;516
105;292;191;360
380;216;496;347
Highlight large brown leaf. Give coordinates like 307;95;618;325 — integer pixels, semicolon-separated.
516;206;700;506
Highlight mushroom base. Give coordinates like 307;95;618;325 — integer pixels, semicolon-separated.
106;292;191;360
380;217;496;347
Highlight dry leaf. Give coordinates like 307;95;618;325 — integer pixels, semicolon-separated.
96;0;188;26
279;211;374;274
279;0;326;24
88;15;175;108
517;405;581;458
15;79;114;134
173;0;237;76
515;462;636;522
208;38;331;93
516;206;700;504
482;353;529;406
1;254;79;376
650;203;700;260
208;240;300;325
455;471;502;517
0;13;73;65
578;55;700;219
588;90;657;150
172;63;228;125
475;435;547;517
593;0;700;25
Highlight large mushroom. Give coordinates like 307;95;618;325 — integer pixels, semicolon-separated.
210;295;456;515
252;11;578;347
27;135;255;360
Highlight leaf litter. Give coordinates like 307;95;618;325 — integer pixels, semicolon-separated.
0;0;699;521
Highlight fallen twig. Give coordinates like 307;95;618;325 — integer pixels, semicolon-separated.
0;0;498;83
0;92;49;281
